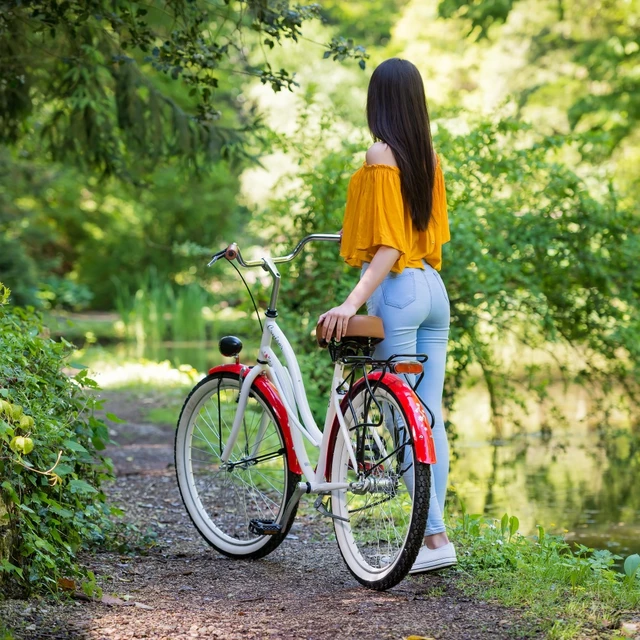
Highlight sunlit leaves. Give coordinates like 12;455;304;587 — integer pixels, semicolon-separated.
438;0;518;39
0;0;368;176
262;106;640;430
437;0;640;155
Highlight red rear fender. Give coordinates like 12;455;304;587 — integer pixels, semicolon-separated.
324;371;436;481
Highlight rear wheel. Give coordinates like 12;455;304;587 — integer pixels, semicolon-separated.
330;380;431;590
175;372;300;559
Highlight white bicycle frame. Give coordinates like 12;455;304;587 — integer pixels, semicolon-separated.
216;242;362;494
220;308;363;492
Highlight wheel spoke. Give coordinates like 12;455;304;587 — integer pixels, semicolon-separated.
175;374;298;557
331;382;431;588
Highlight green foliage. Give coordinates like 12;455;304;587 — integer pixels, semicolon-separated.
438;0;518;38
320;0;411;46
0;150;245;309
261;108;362;419
0;234;39;308
438;0;640;155
435;116;640;426
0;0;367;176
451;507;640;637
0;284;114;594
0;623;15;640
262;108;640;428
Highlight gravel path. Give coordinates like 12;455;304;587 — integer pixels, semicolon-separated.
0;390;543;640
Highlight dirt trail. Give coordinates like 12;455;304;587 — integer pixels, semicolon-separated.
0;390;542;640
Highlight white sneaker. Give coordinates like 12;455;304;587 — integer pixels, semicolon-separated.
409;542;457;574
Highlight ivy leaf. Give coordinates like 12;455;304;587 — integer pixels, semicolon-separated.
52;463;74;477
1;480;19;503
68;479;98;495
63;439;89;454
0;559;24;578
49;504;74;519
0;420;14;437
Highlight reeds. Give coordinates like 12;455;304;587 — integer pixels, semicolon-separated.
113;268;208;343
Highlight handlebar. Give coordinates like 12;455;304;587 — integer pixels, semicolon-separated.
208;233;341;268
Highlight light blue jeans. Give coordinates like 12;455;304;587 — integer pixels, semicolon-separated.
362;262;450;536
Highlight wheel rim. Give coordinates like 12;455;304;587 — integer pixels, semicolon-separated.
333;387;416;578
178;377;289;551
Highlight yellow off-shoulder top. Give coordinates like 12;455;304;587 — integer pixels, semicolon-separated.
340;158;450;272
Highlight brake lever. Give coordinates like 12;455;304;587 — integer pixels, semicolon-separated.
207;250;226;267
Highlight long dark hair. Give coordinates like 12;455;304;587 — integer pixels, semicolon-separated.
366;58;435;232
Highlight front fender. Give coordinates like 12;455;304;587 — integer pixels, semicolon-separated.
325;371;436;481
207;363;303;476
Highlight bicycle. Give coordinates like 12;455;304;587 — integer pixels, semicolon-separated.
174;233;437;590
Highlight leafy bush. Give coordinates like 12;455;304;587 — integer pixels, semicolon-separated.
0;284;114;594
450;508;640;637
37;276;94;311
0;150;247;310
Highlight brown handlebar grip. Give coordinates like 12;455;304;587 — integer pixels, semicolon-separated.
225;243;238;260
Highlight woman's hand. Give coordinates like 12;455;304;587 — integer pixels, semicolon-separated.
318;301;357;342
318;245;400;343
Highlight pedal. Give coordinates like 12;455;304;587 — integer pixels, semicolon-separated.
248;519;282;536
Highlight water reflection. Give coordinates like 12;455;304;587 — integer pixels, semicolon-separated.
449;428;640;558
83;341;640;558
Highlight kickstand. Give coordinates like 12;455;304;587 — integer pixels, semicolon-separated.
314;495;349;522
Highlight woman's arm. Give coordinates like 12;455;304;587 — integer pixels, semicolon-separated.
318;245;400;342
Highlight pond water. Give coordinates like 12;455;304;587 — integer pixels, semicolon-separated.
87;340;640;560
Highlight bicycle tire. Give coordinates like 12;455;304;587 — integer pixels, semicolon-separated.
175;372;300;559
330;379;431;590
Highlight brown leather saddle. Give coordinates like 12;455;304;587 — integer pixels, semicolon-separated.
316;315;385;349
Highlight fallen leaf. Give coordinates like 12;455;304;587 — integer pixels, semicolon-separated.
57;578;76;592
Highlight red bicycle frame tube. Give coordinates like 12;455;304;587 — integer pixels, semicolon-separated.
207;363;303;475
324;371;437;481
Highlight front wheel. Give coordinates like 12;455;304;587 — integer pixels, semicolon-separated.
330;380;431;590
175;372;300;559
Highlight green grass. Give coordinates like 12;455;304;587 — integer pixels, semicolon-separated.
0;625;15;640
449;509;640;639
144;404;182;426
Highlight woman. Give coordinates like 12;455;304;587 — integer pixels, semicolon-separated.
318;58;454;574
